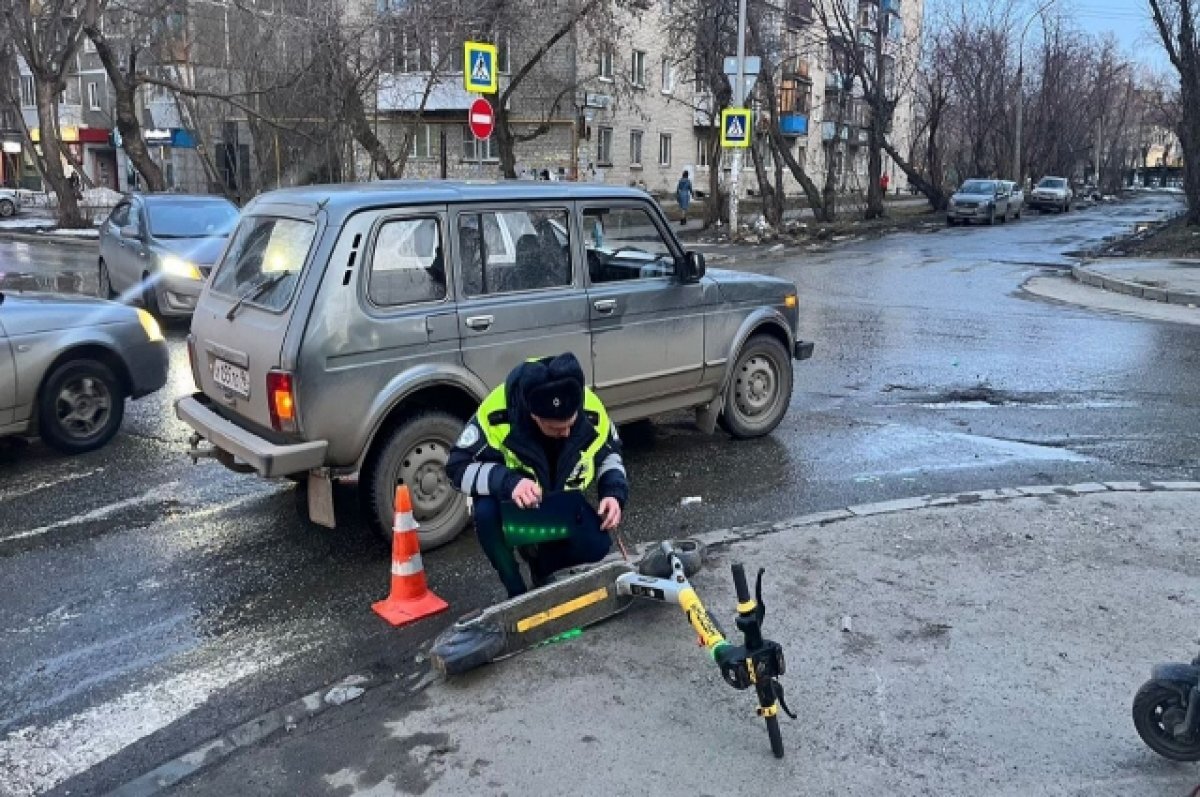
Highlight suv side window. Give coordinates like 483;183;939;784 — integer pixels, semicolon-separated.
583;206;676;283
458;208;570;296
367;216;447;307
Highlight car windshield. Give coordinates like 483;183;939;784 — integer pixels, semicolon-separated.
1038;178;1067;189
959;180;997;194
147;200;239;238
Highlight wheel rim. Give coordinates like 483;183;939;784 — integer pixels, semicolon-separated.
0;201;13;217
55;376;112;439
732;351;783;426
394;436;460;528
1145;694;1199;753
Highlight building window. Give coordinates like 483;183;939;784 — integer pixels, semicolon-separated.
497;35;511;73
408;124;433;159
660;58;675;94
87;82;99;110
658;133;672;166
462;126;497;161
631;49;646;88
599;46;613;80
696;137;709;167
597;126;613;165
630;129;643;167
19;76;34;107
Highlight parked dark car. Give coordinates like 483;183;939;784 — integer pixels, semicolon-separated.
0;293;169;453
98;194;239;318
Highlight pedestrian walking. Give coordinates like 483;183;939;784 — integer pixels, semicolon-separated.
879;172;890;196
676;170;694;226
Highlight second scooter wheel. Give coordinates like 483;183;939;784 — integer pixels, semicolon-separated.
1132;679;1200;761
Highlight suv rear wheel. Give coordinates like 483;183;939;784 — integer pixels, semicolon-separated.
719;334;793;438
364;411;469;549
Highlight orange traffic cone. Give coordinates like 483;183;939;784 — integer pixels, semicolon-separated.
372;486;449;627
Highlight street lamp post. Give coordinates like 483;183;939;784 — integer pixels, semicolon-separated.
729;0;748;236
1013;0;1057;186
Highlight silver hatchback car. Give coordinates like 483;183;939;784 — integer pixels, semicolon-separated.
176;182;814;548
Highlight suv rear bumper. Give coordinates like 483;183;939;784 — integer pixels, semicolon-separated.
794;340;814;360
175;393;327;477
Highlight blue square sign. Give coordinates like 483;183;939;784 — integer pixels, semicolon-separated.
721;108;751;148
464;41;498;94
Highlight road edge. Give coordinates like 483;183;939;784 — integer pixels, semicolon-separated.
0;229;98;249
105;480;1200;797
1073;262;1200;306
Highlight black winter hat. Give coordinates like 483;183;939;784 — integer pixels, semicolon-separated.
524;353;585;421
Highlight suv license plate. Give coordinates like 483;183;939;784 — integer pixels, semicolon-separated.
212;359;250;397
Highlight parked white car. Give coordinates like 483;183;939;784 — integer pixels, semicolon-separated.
1028;176;1073;213
0;187;22;218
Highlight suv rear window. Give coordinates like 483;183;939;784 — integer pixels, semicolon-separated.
210;216;316;311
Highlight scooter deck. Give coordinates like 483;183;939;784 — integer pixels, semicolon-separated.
430;559;636;676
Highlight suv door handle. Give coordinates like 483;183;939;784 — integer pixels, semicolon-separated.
465;315;494;331
593;299;617;314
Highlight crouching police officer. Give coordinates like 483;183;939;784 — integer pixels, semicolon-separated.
446;353;628;597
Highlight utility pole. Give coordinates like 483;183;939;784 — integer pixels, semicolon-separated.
728;0;747;236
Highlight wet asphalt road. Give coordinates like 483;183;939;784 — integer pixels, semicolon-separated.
1;193;1197;796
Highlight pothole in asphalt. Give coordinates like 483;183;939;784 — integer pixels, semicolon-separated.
880;382;1136;411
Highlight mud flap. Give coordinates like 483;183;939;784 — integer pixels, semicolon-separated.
307;470;336;528
431;560;636;677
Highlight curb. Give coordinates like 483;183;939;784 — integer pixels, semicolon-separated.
106;480;1200;796
1072;263;1200;307
690;479;1200;552
0;229;98;249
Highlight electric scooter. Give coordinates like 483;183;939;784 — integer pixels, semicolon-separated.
1133;651;1200;760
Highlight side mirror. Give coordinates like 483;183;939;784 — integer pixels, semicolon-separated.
121;225;140;240
681;251;706;282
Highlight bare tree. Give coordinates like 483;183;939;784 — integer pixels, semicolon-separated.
1148;0;1200;223
0;0;104;227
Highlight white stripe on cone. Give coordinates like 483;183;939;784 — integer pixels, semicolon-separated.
393;511;418;532
391;555;425;577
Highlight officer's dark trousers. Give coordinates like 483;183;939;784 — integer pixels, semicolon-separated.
473;495;612;598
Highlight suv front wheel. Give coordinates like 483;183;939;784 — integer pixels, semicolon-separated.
365;411;470;549
719;334;794;438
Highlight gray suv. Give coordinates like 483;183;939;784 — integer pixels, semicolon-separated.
175;182;814;548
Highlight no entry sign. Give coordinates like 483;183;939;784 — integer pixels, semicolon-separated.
469;98;495;140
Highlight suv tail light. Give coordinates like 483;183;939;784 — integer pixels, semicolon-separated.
267;370;298;433
186;334;202;390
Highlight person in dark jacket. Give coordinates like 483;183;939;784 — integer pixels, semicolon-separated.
446;353;627;597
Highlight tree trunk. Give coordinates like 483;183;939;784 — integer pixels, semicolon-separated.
865;125;884;219
86;28;167;191
36;79;85;228
884;139;948;210
704;130;726;229
750;135;782;227
496;104;518;178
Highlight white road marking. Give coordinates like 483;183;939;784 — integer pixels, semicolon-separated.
0;467;105;502
0;639;311;797
0;481;182;544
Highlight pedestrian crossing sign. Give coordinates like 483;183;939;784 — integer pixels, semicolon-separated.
721;108;751;148
464;41;498;94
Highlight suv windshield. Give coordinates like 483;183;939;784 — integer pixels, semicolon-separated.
147;200;238;238
209;216;316;312
1038;178;1067;189
959;180;997;194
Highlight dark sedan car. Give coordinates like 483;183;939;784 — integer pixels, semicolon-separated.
0;292;169;453
98;194;239;318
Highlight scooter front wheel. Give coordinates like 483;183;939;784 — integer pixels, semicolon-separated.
1133;679;1200;761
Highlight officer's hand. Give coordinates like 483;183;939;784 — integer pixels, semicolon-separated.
598;497;622;531
512;479;543;509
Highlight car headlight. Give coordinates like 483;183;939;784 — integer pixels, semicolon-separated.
137;308;164;342
161;255;203;281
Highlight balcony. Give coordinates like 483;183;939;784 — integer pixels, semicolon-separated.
779;113;808;137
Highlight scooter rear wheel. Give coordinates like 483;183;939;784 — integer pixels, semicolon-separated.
1133;679;1200;761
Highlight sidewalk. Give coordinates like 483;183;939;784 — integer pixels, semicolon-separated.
147;483;1200;797
1074;259;1200;307
0;212;99;248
